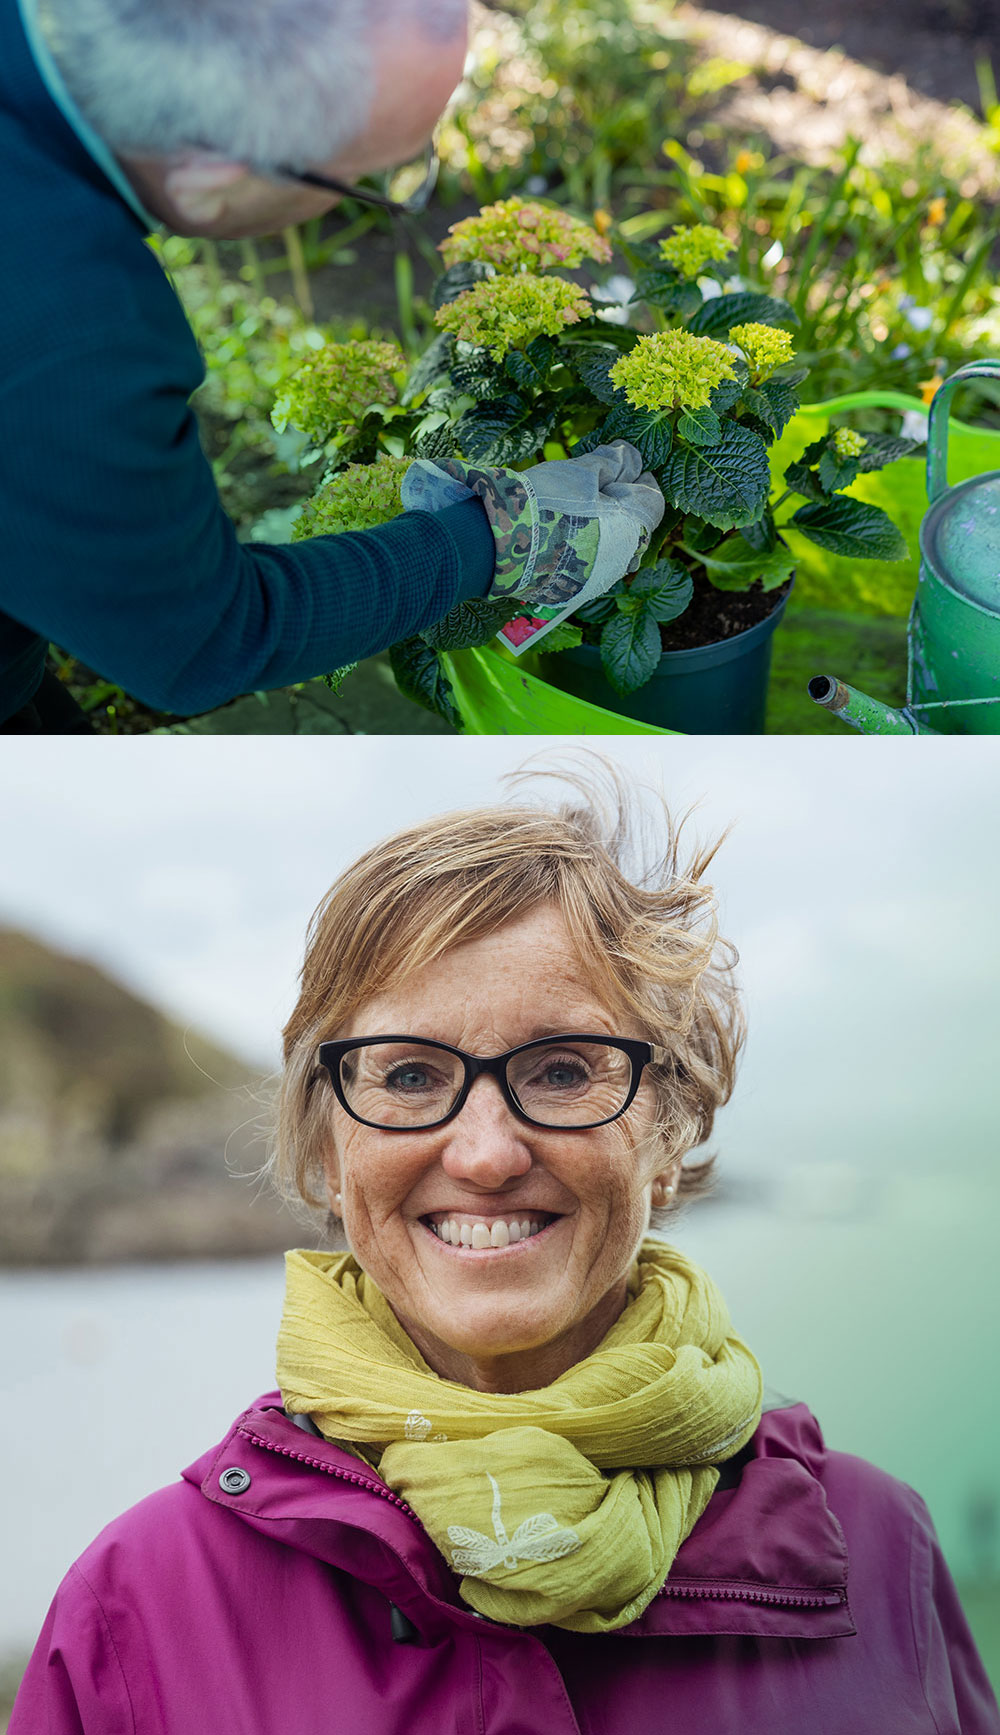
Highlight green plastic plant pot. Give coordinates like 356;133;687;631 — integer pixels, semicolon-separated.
537;587;792;734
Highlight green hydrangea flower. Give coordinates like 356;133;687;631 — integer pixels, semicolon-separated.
833;427;868;459
434;275;592;359
272;340;406;442
727;322;796;381
658;224;734;281
609;330;737;412
440;200;612;273
291;454;412;540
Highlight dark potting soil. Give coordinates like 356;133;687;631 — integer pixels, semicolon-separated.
658;572;792;653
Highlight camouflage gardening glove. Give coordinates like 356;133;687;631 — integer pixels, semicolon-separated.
401;442;666;618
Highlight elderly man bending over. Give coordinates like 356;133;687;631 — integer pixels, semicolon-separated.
1;0;664;730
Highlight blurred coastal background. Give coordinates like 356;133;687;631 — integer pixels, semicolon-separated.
1;736;999;1716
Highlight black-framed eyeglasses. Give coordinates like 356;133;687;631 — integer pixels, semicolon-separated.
317;1034;668;1133
276;137;440;216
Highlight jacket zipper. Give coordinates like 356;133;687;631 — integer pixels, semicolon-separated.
238;1427;845;1615
238;1426;418;1519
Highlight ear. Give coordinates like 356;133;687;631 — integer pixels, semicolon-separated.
650;1161;682;1211
163;153;248;224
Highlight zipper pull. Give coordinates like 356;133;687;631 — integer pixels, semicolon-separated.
389;1603;420;1645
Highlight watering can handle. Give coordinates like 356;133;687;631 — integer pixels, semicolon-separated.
927;360;1000;503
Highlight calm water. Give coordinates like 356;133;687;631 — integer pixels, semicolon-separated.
3;1183;999;1653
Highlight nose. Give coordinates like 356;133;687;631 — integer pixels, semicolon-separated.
438;1073;533;1189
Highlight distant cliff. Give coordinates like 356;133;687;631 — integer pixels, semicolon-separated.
0;928;300;1264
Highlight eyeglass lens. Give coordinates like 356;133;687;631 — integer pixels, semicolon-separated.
382;153;435;209
338;1040;634;1129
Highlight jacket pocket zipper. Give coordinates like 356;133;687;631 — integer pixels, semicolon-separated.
657;1581;845;1609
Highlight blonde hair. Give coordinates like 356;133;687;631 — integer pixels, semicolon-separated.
272;760;744;1225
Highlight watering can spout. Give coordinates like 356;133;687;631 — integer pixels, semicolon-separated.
807;675;937;734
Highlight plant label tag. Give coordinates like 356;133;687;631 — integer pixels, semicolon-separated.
497;604;575;657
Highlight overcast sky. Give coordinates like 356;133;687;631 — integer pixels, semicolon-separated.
3;736;999;1186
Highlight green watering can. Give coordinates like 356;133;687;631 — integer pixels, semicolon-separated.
810;360;1000;734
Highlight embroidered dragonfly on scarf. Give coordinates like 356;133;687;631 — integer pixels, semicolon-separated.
447;1474;581;1576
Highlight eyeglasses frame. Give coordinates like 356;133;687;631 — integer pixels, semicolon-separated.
316;1033;669;1133
275;137;440;216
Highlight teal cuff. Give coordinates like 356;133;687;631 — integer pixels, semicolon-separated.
435;498;497;603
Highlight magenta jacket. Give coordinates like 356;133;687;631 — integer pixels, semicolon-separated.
12;1393;999;1734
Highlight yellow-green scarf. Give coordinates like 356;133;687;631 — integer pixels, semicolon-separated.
277;1241;762;1633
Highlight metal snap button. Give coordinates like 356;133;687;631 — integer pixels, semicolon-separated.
219;1466;251;1495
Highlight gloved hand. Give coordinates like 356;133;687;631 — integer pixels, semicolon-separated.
400;442;666;652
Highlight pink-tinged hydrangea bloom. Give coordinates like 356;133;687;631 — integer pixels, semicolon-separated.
291;454;411;540
272;340;406;442
658;224;734;281
610;330;737;412
440;200;612;274
434;275;592;359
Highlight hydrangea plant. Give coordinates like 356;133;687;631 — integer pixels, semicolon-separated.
272;204;918;721
440;200;613;274
433;274;594;360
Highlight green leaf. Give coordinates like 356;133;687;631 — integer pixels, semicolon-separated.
600;609;662;695
856;433;924;473
535;622;583;654
677;406;722;447
745;379;801;439
632;269;704;318
738;412;776;448
400;332;455;407
450;349;508;400
627;560;693;622
790;496;909;561
741;510;777;553
388;636;461;727
563;343;632;407
687;291;799;338
771;364;810;388
783;459;827;503
432;261;492;311
455;394;553;465
572;590;620;625
818;449;861;493
596;401;674;469
698;535;795;592
505;335;559;392
658;421;771;531
421;596;523;651
707;358;750;416
683;514;721;552
412;417;457;462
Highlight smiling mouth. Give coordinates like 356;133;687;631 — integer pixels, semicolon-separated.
422;1212;560;1250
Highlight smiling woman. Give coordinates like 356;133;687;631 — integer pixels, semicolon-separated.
10;763;1000;1732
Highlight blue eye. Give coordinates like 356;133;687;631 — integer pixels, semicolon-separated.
385;1065;432;1093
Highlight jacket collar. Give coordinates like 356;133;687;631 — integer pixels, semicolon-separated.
185;1395;854;1642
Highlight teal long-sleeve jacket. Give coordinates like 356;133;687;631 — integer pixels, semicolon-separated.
0;0;495;723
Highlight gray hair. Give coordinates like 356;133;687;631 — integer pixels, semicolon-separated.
39;0;467;166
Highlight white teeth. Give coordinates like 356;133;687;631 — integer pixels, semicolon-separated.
430;1215;550;1248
